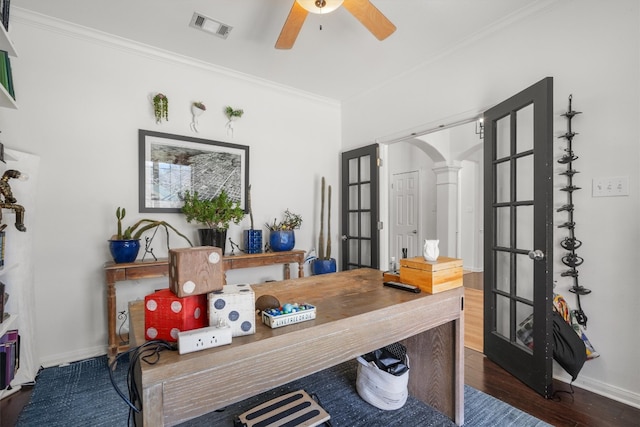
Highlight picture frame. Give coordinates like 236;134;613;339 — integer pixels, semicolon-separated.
138;130;249;213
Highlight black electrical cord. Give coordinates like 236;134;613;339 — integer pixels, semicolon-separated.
108;340;176;426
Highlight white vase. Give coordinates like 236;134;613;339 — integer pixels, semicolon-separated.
423;239;439;262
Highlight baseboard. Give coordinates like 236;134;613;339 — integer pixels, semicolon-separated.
554;371;640;409
39;346;106;369
463;266;483;273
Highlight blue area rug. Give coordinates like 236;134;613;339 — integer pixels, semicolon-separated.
16;355;551;426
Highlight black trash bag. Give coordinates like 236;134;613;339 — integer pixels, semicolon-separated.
361;342;408;376
553;310;586;381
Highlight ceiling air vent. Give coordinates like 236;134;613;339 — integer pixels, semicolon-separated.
189;12;232;39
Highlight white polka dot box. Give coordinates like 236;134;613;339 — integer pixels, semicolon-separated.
169;246;224;297
144;289;208;342
208;284;256;337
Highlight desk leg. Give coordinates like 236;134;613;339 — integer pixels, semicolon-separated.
283;263;290;280
298;262;304;278
403;318;464;426
134;371;165;426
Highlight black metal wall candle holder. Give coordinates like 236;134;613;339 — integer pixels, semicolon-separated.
557;94;590;328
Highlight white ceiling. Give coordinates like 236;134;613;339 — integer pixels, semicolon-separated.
15;0;549;101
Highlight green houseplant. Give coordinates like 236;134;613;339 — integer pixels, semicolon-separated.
265;209;302;252
313;177;336;274
181;189;245;251
153;93;168;123
108;207;193;264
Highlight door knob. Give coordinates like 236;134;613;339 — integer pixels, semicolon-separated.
528;250;545;261
412;230;417;234
341;235;348;241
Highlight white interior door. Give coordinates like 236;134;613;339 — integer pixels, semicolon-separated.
390;171;420;262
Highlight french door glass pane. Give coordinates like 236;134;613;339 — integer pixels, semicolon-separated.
360;183;371;210
496;115;511;159
496;207;510;247
516;154;534;202
496;161;510;203
516;104;534;153
515;253;534;301
361;212;371;238
495;250;510;293
349;158;359;183
496;294;510;338
360;155;371;181
516;205;533;250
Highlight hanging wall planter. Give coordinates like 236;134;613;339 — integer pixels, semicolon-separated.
190;101;206;132
153;93;169;124
224;106;244;137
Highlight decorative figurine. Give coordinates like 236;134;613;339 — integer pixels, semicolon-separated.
0;169;27;232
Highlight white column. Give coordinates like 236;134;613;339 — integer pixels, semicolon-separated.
432;161;462;258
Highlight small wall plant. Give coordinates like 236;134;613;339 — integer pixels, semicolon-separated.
224;106;244;120
153;93;169;123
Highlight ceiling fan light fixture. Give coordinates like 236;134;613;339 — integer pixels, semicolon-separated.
296;0;344;14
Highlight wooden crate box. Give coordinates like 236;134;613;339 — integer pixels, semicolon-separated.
399;256;463;294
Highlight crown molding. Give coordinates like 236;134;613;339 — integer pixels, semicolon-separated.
11;7;340;108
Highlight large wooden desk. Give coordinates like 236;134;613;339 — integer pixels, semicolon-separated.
105;250;305;364
129;268;464;426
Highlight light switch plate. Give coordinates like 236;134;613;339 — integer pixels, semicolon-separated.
592;176;629;197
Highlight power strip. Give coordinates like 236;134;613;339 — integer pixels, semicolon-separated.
177;324;232;354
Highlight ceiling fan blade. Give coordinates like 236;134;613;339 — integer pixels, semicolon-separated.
276;2;309;49
343;0;396;41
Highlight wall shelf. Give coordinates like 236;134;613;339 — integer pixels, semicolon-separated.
0;24;17;57
0;312;17;338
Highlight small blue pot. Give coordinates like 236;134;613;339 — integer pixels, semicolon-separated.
108;239;141;264
269;230;295;252
312;258;337;275
244;229;263;254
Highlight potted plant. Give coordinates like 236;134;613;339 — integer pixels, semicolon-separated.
181;189;245;251
224;106;244;137
153;93;168;123
224;106;244;121
243;184;262;254
265;209;302;252
108;207;193;264
313;177;337;274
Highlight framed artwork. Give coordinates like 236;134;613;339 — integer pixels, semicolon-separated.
138;130;249;213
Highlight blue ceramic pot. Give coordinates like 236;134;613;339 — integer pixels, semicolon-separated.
108;239;141;264
244;229;263;254
269;230;295;252
312;258;337;275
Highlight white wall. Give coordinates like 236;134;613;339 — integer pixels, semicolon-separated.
343;0;640;408
0;12;341;366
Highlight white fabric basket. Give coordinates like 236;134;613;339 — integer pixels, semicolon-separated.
355;355;409;410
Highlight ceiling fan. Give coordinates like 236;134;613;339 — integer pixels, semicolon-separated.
276;0;396;49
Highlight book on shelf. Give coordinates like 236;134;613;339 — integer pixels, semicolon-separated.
0;328;18;388
0;281;4;322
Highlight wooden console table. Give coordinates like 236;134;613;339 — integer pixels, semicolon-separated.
129;268;464;426
105;250;305;364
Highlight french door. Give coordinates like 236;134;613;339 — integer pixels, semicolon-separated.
483;77;555;397
340;144;380;270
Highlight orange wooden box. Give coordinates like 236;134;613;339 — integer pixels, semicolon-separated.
399;256;463;294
